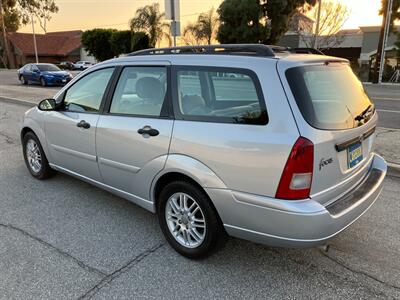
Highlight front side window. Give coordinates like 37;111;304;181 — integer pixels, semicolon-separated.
37;64;60;72
176;67;267;125
109;67;167;117
63;67;114;113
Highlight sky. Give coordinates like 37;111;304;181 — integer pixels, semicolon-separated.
18;0;384;34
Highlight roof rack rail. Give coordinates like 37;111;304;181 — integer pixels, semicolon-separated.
291;47;324;55
128;44;275;57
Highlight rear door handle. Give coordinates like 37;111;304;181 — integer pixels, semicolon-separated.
137;126;159;137
77;120;91;129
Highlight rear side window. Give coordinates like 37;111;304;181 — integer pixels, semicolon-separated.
286;64;373;130
175;67;267;125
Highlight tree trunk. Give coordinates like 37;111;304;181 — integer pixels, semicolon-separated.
373;0;388;83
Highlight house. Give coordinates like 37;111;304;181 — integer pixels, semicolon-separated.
278;12;314;48
278;25;400;81
7;30;95;67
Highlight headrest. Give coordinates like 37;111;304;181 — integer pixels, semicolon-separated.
136;77;164;102
182;95;206;114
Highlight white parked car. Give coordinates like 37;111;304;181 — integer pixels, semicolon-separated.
73;61;93;70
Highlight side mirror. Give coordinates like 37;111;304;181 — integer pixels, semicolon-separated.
38;98;57;111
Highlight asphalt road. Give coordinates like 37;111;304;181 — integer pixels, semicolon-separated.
0;100;399;299
364;84;400;129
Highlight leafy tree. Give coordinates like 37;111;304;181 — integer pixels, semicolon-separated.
299;1;350;49
0;0;20;32
110;30;132;55
217;0;317;44
17;0;58;32
82;29;117;62
1;0;58;68
379;0;400;30
129;3;170;47
131;31;150;52
82;29;150;60
217;0;265;43
380;0;400;57
183;8;219;45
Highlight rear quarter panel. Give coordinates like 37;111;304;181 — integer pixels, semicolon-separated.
169;56;300;197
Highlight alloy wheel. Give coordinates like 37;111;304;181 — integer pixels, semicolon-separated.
165;192;206;248
26;139;42;173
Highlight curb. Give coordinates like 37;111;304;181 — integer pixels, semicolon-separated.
387;162;400;178
0;96;36;107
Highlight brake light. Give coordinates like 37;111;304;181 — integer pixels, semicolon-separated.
276;137;314;200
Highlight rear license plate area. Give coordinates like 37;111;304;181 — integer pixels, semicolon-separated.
347;142;363;168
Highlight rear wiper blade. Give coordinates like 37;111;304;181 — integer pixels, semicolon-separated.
354;105;373;121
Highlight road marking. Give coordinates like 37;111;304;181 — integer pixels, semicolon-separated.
372;97;400;101
377;109;400;114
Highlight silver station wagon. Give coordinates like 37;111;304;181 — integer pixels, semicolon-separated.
21;44;387;258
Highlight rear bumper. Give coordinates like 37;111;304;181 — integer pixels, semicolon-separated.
207;154;387;247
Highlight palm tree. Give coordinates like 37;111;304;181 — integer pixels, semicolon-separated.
183;8;219;45
129;3;170;47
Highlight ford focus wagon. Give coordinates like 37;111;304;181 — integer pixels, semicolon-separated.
21;44;387;258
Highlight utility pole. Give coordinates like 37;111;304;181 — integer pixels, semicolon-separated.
373;0;392;83
31;14;39;63
378;0;393;84
165;0;180;46
0;0;11;68
171;0;176;46
313;0;322;49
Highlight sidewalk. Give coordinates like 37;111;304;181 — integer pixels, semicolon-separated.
375;128;400;176
0;85;57;104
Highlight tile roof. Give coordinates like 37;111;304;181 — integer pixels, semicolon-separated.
8;31;82;56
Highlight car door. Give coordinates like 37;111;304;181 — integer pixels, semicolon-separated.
24;64;33;81
96;65;173;200
31;65;41;83
44;67;115;181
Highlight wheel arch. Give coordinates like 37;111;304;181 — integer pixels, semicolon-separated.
152;171;226;230
20;126;34;141
21;118;52;163
150;154;227;212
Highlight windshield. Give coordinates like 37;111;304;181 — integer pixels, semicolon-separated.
37;64;61;72
286;63;374;130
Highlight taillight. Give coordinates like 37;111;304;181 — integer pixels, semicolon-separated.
275;137;314;200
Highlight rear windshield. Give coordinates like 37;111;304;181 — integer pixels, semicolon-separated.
286;63;374;130
37;64;60;72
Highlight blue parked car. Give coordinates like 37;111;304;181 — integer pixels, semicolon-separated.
18;63;73;87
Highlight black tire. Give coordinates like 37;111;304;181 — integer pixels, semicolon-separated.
22;132;56;180
40;77;46;87
20;75;27;85
157;181;226;259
